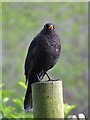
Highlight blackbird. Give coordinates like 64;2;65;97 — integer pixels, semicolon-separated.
24;23;61;110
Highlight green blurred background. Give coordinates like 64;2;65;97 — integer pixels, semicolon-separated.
2;2;88;117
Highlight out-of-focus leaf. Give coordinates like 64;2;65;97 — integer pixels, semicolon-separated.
18;81;27;89
64;103;76;117
13;98;22;106
3;97;9;102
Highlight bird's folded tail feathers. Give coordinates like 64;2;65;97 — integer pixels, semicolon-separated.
24;75;39;110
24;81;32;110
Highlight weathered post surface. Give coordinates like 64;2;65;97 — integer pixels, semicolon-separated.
32;80;64;118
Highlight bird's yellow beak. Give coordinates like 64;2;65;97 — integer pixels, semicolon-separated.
48;25;54;30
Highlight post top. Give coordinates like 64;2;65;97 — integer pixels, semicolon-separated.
32;80;62;87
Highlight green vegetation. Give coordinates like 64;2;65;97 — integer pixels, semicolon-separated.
1;82;75;118
1;2;88;118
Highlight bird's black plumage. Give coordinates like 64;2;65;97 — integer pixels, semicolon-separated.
24;23;61;110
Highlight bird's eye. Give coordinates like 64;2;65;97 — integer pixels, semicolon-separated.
44;24;49;28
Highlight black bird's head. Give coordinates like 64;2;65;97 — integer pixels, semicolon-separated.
44;23;55;31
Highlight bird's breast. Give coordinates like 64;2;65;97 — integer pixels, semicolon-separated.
50;44;60;53
39;34;61;58
38;34;61;70
43;40;60;56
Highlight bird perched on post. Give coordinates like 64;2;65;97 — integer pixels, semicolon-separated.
24;23;61;110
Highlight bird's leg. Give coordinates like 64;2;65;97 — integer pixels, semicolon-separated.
45;72;52;81
37;74;42;82
45;72;60;81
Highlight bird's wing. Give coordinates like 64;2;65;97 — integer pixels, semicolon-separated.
24;35;41;83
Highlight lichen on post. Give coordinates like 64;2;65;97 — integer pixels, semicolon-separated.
32;80;64;118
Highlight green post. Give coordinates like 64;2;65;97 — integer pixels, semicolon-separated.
32;80;64;118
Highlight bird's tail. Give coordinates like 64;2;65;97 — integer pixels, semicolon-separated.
24;75;39;110
24;80;32;110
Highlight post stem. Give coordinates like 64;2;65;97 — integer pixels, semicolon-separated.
32;80;64;118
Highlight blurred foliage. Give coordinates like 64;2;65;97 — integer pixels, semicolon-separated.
64;103;76;117
0;82;75;118
2;2;88;118
1;82;34;118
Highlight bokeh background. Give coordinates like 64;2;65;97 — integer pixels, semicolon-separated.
2;2;88;118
